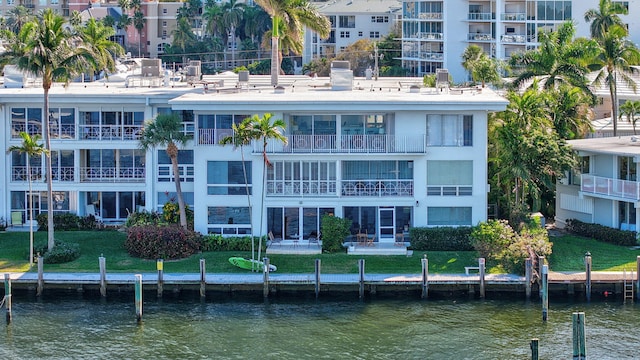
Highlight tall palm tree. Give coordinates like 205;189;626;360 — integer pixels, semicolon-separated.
548;84;594;139
139;113;192;228
203;3;224;39
590;25;640;136
172;17;197;53
69;10;83;29
80;18;125;77
620;100;640;134
1;9;111;250
220;117;256;268
133;10;145;57
461;44;484;80
7;132;48;268
249;113;287;264
6;6;33;34
584;0;628;40
221;0;245;63
254;0;330;86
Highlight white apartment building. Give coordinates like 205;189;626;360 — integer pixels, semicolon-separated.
0;64;507;243
401;0;640;82
556;136;640;232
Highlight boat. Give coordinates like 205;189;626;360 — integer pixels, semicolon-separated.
228;257;277;272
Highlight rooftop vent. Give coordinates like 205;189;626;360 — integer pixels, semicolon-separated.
436;69;449;91
330;61;353;91
186;60;202;83
141;59;161;78
409;85;420;93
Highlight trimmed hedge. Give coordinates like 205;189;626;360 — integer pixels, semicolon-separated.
37;213;99;231
125;225;202;260
409;227;474;251
201;234;266;252
34;241;81;264
566;219;638;246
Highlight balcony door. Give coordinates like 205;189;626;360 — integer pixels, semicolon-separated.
378;206;395;242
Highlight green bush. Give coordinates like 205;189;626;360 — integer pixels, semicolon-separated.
125;210;163;227
34;241;81;264
409;227;474;251
201;234;266;252
37;213;100;231
125;224;202;260
566;219;638;246
162;201;194;228
321;214;351;253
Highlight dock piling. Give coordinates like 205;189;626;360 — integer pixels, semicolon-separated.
314;259;321;299
542;264;549;321
99;255;107;297
37;255;43;296
4;274;11;324
584;252;592;302
358;259;365;299
636;256;640;301
135;274;142;323
156;259;164;298
479;258;486;299
199;258;206;298
530;338;539;360
525;258;532;299
538;255;545;299
572;312;586;359
263;257;270;298
421;254;429;299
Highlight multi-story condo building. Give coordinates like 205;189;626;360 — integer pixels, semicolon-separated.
0;63;507;246
556;136;640;232
400;0;640;82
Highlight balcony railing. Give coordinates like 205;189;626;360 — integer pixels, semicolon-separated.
419;12;443;20
468;33;493;41
198;128;233;145
581;174;640;201
11;167;43;181
341;180;414;197
468;13;493;21
266;180;337;196
256;134;426;154
80;125;143;141
80;167;145;182
501;34;526;43
501;13;526;21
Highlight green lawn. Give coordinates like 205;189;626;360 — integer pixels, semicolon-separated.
1;231;638;274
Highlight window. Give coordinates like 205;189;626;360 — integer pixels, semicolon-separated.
49;108;76;139
158;108;194;135
358;31;363;37
370;31;380;38
344;206;376;234
162;21;167;27
340;31;350;38
426;114;473;146
158;150;193;182
339;15;355;28
197;113;249;144
569;156;589;186
10;150;43;181
207;161;252;195
11;191;70;221
427;207;472;226
268;161;337;196
163;8;168;14
84;149;145;182
427;161;472;196
537;1;571;20
11;107;42;138
208;207;251;235
88;191;145;220
342;161;413;197
157;191;192;212
267;207;334;239
619;201;636;231
371;16;389;23
162;30;167;37
39;0;46;5
51;150;75;182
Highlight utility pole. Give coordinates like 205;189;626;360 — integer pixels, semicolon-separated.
370;42;384;81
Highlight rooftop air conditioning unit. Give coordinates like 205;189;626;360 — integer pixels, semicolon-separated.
141;59;161;77
330;61;353;91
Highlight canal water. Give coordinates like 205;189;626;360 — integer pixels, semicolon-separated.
1;292;638;359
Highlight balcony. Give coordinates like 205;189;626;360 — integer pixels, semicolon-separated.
265;180;414;197
256;134;426;154
501;35;526;43
80;125;143;141
468;33;493;41
418;12;443;20
266;181;337;196
11;167;43;182
580;174;640;201
80;167;145;182
341;180;414;197
467;13;493;21
501;13;526;21
198;129;233;145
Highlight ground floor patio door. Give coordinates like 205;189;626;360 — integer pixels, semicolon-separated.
378;206;395;243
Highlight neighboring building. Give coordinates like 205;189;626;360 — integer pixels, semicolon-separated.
556;136;640;231
0;64;508;244
303;0;402;72
400;0;640;82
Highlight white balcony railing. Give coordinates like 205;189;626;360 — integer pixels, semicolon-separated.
266;180;337;196
11;166;43;181
581;174;640;201
501;35;526;43
341;180;414;197
266;179;414;197
468;33;493;41
198;128;233;145
468;13;493;21
256;134;426;154
501;13;526;21
80;125;143;141
80;167;145;182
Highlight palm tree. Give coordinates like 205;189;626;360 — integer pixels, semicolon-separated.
590;25;640;136
7;132;48;268
133;10;145;57
80;18;125;78
548;84;594;139
620;100;640;134
254;0;330;86
249;113;287;264
69;10;83;29
221;0;245;63
584;0;628;40
461;44;484;81
220;117;257;267
203;3;224;39
139;113;192;228
1;9;112;250
172;17;197;54
6;6;33;34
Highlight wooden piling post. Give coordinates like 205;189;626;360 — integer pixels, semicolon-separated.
314;259;321;299
572;312;586;360
584;252;591;302
541;264;549;321
199;258;206;298
525;258;532;300
263;257;270;298
37;255;43;296
479;257;486;299
99;255;107;297
538;255;545;299
358;259;365;300
156;259;164;298
530;338;539;360
4;274;11;324
421;254;429;299
636;256;640;301
134;274;143;323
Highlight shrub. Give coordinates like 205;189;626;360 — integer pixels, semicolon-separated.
37;213;99;231
162;201;194;228
125;210;163;227
200;234;266;252
566;219;638;246
125;225;202;260
409;227;474;251
34;240;81;264
321;214;352;253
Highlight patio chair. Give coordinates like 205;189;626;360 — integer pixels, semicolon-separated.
86;204;104;227
395;233;405;247
11;211;23;227
268;231;282;246
308;232;320;248
367;234;376;246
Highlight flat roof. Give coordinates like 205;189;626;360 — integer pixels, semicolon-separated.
568;136;640;156
318;0;402;14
